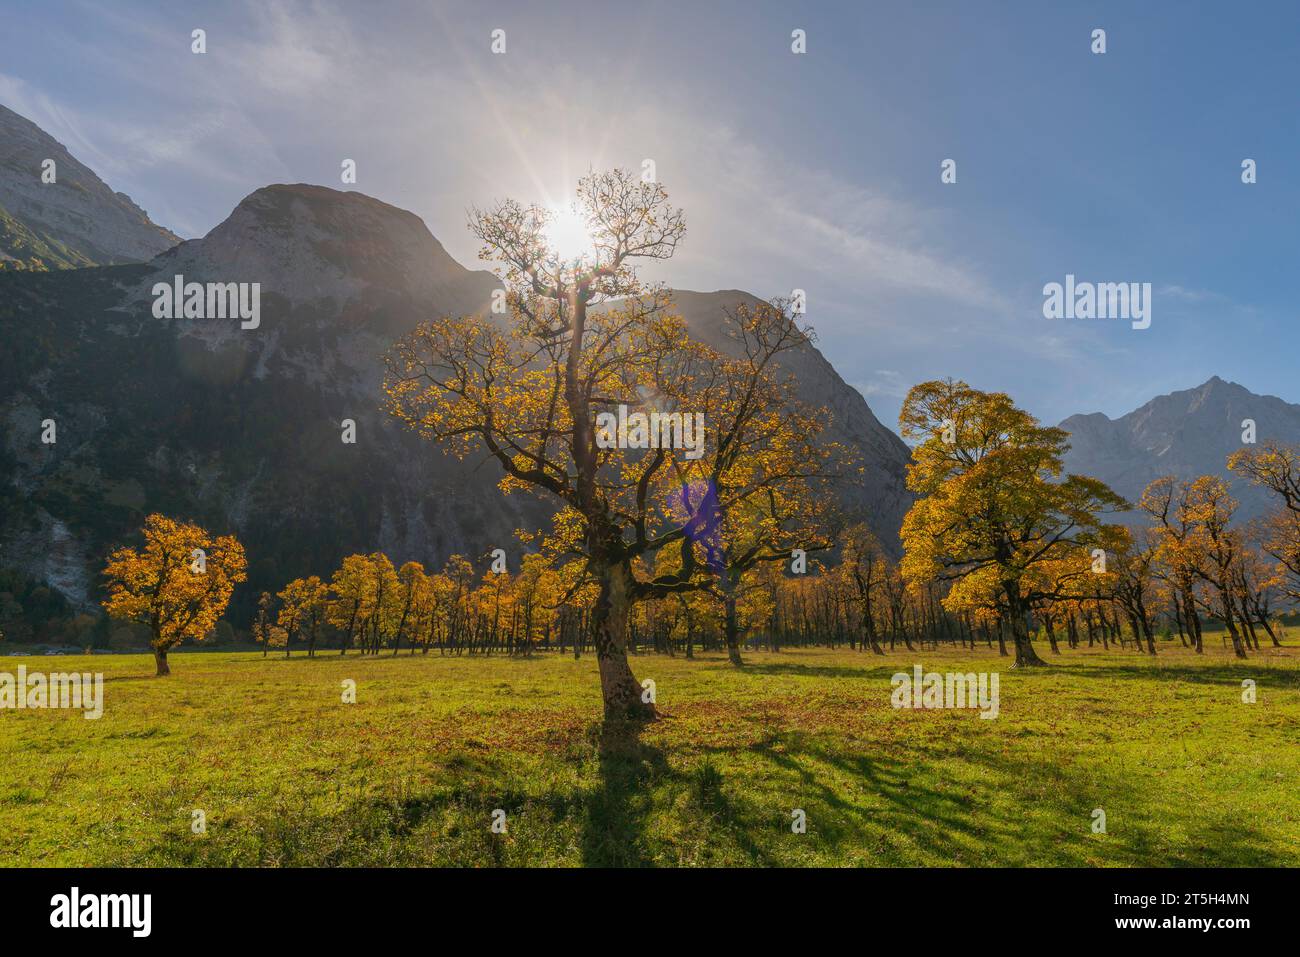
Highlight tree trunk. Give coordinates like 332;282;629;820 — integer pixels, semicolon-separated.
1183;591;1203;653
1011;631;1045;667
591;562;654;721
1007;596;1046;668
724;592;744;666
861;604;885;654
1260;616;1281;647
1222;605;1248;659
1225;621;1248;658
153;648;171;677
1240;608;1260;651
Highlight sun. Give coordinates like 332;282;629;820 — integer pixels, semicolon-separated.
543;204;595;262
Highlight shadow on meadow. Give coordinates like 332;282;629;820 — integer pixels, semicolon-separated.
739;661;894;681
102;719;1295;867
724;729;1289;867
147;747;586;867
127;655;1294;867
1044;661;1300;690
143;715;777;867
579;718;671;867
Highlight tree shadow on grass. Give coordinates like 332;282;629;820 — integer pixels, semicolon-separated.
1043;662;1300;690
741;662;895;681
723;733;1007;863
150;746;590;867
737;730;1291;866
580;718;671;867
154;721;686;867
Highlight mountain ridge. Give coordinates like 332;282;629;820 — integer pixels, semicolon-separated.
1059;375;1300;523
0;102;179;269
0;115;912;619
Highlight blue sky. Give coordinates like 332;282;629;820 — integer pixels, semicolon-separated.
3;0;1298;432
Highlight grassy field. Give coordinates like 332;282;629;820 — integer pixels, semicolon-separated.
2;640;1298;867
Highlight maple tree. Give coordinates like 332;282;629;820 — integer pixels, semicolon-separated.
253;591;276;656
101;513;247;675
384;169;842;717
669;299;841;665
1103;525;1160;655
1141;475;1253;658
898;379;1125;667
1181;476;1250;658
1137;476;1207;653
277;575;329;657
841;524;889;655
326;554;370;655
1230;443;1300;608
384;169;687;717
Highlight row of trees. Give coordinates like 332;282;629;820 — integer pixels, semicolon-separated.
97;489;1291;676
96;426;1298;678
892;379;1298;665
253;552;581;659
96;169;1297;715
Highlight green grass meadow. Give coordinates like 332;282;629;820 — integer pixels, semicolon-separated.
2;640;1298;866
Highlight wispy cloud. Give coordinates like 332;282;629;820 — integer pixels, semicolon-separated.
645;122;1006;310
856;370;910;400
1158;284;1219;303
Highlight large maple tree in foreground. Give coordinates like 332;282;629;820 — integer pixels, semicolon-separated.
384;169;836;718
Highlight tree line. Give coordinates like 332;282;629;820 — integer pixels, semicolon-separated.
97;427;1298;680
94;169;1297;715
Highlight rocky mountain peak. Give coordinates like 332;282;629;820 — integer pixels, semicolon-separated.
1060;377;1300;524
0;102;178;268
149;183;498;318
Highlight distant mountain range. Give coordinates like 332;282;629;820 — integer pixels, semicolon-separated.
1059;376;1300;526
0;105;910;619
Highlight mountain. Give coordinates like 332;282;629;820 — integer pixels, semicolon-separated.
0;183;520;617
1059;376;1300;524
667;289;912;543
0;103;178;269
0;177;911;620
